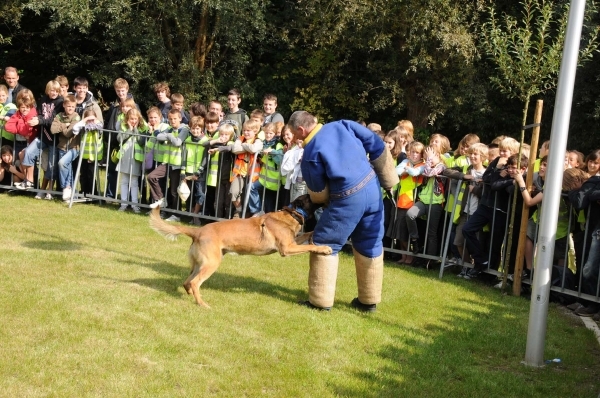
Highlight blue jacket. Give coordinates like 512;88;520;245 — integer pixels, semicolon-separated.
301;120;384;196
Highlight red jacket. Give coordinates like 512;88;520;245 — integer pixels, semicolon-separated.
5;108;38;143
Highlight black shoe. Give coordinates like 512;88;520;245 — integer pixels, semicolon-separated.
457;267;468;278
351;297;377;313
410;239;420;254
575;304;600;317
298;300;331;311
463;268;481;280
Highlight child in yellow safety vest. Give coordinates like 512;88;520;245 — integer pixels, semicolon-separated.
248;122;282;216
387;141;424;265
182;116;209;223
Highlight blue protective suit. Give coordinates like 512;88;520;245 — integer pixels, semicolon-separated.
301;120;385;257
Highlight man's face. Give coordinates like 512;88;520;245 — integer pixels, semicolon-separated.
209;102;222;114
263;99;277;115
75;84;88;100
115;87;128;101
291;127;305;142
4;71;18;89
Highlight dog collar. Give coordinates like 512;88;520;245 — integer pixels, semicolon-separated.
284;205;306;225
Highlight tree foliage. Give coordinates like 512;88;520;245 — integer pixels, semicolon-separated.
0;0;599;151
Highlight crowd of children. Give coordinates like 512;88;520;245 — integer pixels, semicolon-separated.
0;67;599;319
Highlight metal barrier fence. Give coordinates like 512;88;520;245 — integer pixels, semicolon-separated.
1;128;599;306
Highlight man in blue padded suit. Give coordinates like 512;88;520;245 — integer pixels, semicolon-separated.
288;111;399;312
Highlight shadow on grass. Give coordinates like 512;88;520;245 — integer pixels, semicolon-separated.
328;300;512;396
22;238;82;251
123;268;306;305
207;272;306;303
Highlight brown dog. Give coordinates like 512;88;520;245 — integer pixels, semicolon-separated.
149;194;332;308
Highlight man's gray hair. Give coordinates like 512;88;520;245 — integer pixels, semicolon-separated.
288;110;316;130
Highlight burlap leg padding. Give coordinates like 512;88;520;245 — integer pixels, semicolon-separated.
308;252;338;308
353;248;383;305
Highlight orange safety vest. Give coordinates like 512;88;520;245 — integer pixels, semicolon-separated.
396;161;424;209
230;137;261;183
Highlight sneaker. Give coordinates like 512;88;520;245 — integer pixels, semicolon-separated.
351;297;377;313
410;239;420;254
34;192;43;200
189;217;201;225
149;198;165;209
62;186;72;201
118;204;128;212
593;312;600;322
132;206;141;214
165;215;180;222
44;193;53;200
575;304;600;317
457;267;468;278
15;180;33;190
463;268;481;280
566;302;584;312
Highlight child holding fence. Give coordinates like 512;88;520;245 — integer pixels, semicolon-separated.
72;108;104;197
249;122;282;216
0;145;24;185
19;80;63;197
276;125;300;207
6;95;38;189
387;140;425;265
50;95;81;201
203;111;225;217
148;108;190;221
406;145;446;260
461;137;521;279
0;85;18;147
382;128;409;252
207;123;235;218
443;143;488;276
183;116;209;223
230;119;263;218
116;108;149;213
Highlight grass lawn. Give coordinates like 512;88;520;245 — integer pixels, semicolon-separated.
0;194;598;397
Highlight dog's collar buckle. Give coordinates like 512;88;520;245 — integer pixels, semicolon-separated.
283;206;305;226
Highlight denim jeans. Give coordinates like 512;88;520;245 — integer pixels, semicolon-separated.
582;229;600;296
58;148;80;189
23;139;58;181
248;179;264;214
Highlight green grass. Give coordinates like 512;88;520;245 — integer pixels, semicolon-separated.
0;194;598;397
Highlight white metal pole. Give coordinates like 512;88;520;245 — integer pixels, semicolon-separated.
524;0;586;366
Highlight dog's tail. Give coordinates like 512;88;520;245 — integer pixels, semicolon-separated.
149;206;197;241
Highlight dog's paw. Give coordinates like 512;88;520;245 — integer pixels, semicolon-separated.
321;246;333;255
